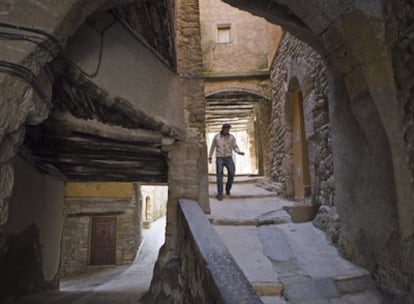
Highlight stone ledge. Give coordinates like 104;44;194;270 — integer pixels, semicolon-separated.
253;281;284;296
179;199;264;304
209;216;291;226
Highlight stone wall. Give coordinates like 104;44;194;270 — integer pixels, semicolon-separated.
141;185;168;223
376;1;414;300
255;99;272;176
199;0;281;74
60;185;142;277
384;0;414;207
145;0;211;301
143;200;263;304
0;157;64;302
269;33;334;206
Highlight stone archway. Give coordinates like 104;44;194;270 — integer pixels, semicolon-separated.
270;32;334;206
0;0;208;301
205;88;272;176
223;0;413;295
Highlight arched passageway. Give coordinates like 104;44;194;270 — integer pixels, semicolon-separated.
222;0;414;299
0;0;208;302
0;0;413;303
206;89;272;176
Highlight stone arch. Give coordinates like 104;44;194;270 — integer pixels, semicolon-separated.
206;87;272;175
224;0;411;237
1;1;208;301
224;0;412;293
0;0;135;226
270;33;333;206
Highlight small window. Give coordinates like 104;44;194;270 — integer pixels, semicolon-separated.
216;25;231;43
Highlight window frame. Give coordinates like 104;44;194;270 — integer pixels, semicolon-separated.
216;24;231;44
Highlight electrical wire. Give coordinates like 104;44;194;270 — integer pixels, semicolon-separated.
0;22;61;51
54;18;116;79
0;60;52;108
0;22;62;108
0;31;59;56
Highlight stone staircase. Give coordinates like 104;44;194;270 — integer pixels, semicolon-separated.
208;179;386;304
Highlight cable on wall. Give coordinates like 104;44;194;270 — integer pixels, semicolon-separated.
0;60;53;108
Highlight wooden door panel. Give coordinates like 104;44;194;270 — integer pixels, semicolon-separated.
91;217;116;265
292;87;311;199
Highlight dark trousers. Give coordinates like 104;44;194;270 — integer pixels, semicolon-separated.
216;157;235;195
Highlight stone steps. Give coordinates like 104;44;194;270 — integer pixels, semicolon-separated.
209;182;385;303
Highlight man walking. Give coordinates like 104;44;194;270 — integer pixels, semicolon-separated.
208;123;245;200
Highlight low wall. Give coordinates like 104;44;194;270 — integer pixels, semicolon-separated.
145;199;263;303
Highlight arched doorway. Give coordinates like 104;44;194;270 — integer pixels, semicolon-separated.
205;89;272;176
145;196;152;221
291;84;311;200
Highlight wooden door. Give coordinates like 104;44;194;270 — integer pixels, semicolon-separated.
292;86;311;199
91;217;116;265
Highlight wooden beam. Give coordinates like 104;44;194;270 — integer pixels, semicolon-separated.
47;112;164;145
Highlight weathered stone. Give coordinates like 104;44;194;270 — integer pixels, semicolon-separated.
269;33;334;207
283;204;318;223
60;192;142;276
253;281;284;296
0;165;13;200
282;277;339;303
313;206;340;244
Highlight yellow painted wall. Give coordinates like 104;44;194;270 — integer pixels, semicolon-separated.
64;182;132;198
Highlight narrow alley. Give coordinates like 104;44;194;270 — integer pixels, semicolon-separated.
11;179;389;304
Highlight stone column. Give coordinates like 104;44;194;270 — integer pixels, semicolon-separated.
144;0;209;302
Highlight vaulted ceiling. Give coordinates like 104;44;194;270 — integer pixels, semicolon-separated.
206;91;269;133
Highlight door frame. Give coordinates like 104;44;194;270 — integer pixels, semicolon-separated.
90;216;116;265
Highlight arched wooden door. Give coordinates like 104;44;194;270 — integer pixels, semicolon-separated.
291;85;311;199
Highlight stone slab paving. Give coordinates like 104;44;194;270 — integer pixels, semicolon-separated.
209;196;294;223
209;180;280;198
214;226;280;288
272;223;369;279
261;295;289;304
210;181;387;303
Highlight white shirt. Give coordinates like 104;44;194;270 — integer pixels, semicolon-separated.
208;133;242;158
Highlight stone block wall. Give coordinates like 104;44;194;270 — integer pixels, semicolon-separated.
376;1;414;299
269;33;334;206
60;216;90;276
384;0;414;200
143;200;263;304
60;193;141;277
255;99;272;176
141;185;168;222
199;0;280;74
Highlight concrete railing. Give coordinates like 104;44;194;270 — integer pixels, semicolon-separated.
177;199;263;304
